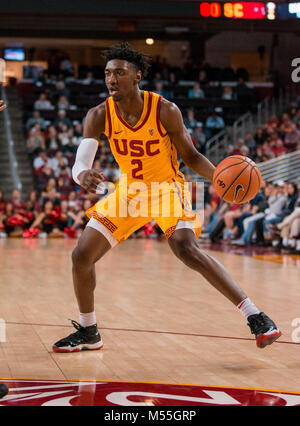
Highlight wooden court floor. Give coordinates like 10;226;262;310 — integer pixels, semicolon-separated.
0;238;300;394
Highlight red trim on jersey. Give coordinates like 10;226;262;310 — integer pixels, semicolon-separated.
170;144;178;177
156;95;168;137
113;91;153;132
105;99;112;139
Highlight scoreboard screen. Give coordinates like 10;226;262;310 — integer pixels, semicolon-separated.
199;2;300;20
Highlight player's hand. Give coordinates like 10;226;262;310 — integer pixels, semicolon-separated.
78;169;105;194
0;100;6;111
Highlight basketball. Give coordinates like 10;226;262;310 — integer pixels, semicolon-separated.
213;155;262;204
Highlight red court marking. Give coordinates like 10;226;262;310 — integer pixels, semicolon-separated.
0;379;299;406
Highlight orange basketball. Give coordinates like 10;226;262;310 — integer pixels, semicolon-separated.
213;155;262;204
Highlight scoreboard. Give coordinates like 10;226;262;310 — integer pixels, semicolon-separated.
199;2;300;20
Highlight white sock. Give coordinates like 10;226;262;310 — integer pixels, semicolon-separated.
237;298;260;319
296;240;300;251
79;312;97;328
288;238;296;248
283;237;289;247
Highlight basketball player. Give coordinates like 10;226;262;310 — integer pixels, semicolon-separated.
53;43;281;353
0;99;8;400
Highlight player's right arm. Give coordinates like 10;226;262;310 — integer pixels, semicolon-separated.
72;103;106;194
0;100;6;111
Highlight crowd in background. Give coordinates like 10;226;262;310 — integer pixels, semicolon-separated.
202;180;300;253
1;53;299;243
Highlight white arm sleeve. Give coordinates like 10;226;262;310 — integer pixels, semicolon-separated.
72;138;99;184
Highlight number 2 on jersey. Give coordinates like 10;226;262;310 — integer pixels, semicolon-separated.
131;159;143;180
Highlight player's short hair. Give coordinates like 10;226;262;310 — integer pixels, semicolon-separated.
103;42;152;78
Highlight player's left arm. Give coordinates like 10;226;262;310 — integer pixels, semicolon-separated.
160;99;215;181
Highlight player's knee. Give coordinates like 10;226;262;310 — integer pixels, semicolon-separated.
170;237;197;261
72;246;93;269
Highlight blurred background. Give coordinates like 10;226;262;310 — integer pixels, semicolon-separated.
0;0;299;251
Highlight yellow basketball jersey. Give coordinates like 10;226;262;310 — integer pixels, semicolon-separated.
105;91;180;185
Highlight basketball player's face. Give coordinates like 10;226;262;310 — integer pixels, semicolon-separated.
105;59;141;101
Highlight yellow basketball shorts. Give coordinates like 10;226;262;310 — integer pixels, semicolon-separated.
86;174;201;245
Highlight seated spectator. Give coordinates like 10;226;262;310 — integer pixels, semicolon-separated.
267;114;279;129
244;132;256;158
222;86;234;100
240;145;250;158
61;137;77;157
27;123;46;155
192;124;206;153
33;150;49;170
225;144;235;157
188;82;205;99
58;123;72;146
36;164;56;193
73;122;83;146
279;113;294;137
205;111;225;138
57;95;70;110
284;123;300;152
52;81;70;102
34;92;53;111
254;128;266;146
54;109;73;131
184;108;198;131
270;138;287;157
60;57;74;77
26;110;46;132
231;182;288;246
271;195;300;252
49;151;68;176
81;71;96;85
45;125;61;152
154;81;168;98
233;138;244;155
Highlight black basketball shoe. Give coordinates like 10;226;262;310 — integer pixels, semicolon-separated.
0;384;8;399
247;312;282;348
53;321;103;353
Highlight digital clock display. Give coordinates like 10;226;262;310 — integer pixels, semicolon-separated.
199;2;269;20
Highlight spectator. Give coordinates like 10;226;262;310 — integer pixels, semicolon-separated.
188;82;205;99
34;92;53;110
205;111;225;138
244;132;256;158
255;128;266;146
184;108;198;131
222;86;234;100
27;123;46;155
26;110;46;132
33;150;49;170
284;123;300;152
233;138;244;155
225;144;235;157
49;151;68;175
45;125;61;152
52;81;70;102
81;71;96;85
57;95;70;110
192;124;206;153
154;81;168;98
54;109;73;131
270;138;287;157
